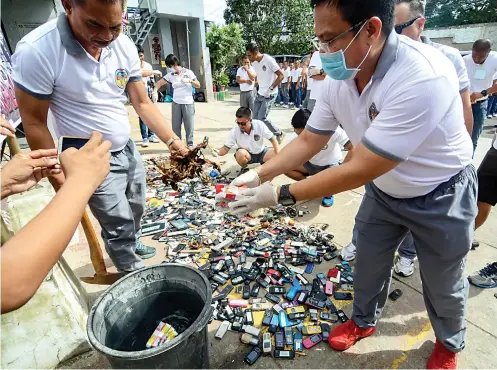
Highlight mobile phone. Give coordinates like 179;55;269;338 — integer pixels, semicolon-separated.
284;327;294;346
316;273;327;286
309;309;318;322
252;303;264;311
389;289;403;301
275;331;285;349
244;346;262;365
231;275;244;285
170;219;189;230
325;281;334;295
296;291;308;304
334;292;353;300
337;310;349;323
243;325;260;337
250;284;260;297
269;286;286;294
262;309;273;326
302;325;322;335
320;323;331;341
303;334;322;349
256;276;270;288
274;350;295;359
328;267;341;283
341;283;354;291
263;332;272;353
265;293;281;304
294;331;303;352
57;136;90;154
245;309;254;325
243;284;250;299
305;263;314;274
320;311;331;321
240;333;259;346
240;253;247;264
215;320;230;339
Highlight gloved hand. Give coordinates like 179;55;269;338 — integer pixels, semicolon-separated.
308;67;321;77
229;183;278;216
230;169;261;188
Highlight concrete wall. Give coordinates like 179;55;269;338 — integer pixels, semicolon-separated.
156;0;204;18
1;0;62;50
424;23;497;51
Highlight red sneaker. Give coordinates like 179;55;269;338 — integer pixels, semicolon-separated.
328;320;375;351
426;340;458;369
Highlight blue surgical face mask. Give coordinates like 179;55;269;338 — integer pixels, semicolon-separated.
320;22;372;81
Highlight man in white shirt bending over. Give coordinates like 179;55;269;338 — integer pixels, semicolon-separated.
246;42;284;143
236;55;256;112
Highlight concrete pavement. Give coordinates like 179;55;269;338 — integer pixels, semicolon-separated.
60;96;497;369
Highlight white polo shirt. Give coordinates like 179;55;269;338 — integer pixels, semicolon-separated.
236;66;256;92
252;54;280;96
307;32;473;199
163;68;197;105
224;119;274;154
420;37;469;94
282;68;291;83
309;51;325;100
463;51;497;98
288;126;350;166
12;15;142;152
291;68;302;83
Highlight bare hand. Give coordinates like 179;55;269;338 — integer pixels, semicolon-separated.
169;139;189;157
59;132;111;191
1;149;61;198
1;117;15;138
470;92;484;104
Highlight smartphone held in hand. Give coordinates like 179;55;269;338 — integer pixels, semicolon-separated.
58;136;91;154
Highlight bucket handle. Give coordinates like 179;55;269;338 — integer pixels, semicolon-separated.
196;306;214;333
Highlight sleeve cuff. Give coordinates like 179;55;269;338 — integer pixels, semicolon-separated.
14;81;52;100
305;125;335;136
223;145;232;150
459;86;469;94
362;136;405;162
129;76;143;83
343;140;351;149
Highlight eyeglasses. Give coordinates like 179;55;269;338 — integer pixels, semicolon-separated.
312;19;368;53
394;17;420;34
236;120;249;126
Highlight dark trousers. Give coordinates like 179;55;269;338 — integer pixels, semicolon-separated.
471;100;488;152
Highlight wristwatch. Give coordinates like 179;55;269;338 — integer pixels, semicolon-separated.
166;137;179;147
278;184;296;206
482;89;488;97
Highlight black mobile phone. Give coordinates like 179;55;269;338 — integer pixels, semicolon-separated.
243;284;250;299
389;289;403;301
275;331;285;350
244;346;262;366
250;284;260;297
262;309;273;326
333;292;353;300
274;350;295;359
58;136;90;154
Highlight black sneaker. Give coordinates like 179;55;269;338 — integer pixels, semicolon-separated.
135;240;156;259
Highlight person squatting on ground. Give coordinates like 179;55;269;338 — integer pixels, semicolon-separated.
216;107;279;168
224;0;476;368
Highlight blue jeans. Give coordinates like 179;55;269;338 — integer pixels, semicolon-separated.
487;95;497;116
471;100;488;152
292;83;301;107
276;83;289;105
139;117;155;140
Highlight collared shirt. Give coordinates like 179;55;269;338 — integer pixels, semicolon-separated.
252;54;280;96
291;68;303;83
236;66;256;92
224;119;274;154
282;67;291;83
288;126;350;166
307;32;472;198
463;51;497;98
309;51;324;100
420;36;470;93
163;68;197;105
12;15;142;152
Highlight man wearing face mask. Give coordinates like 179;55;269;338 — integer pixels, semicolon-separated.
223;0;475;368
12;0;189;273
463;39;497;151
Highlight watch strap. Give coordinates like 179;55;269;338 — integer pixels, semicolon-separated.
166;137;178;147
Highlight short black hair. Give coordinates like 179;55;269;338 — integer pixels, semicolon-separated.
246;42;259;53
473;39;492;52
241;55;249;61
136;45;144;54
73;0;123;7
291;109;312;129
310;0;395;36
236;107;252;119
165;54;180;67
395;0;425;17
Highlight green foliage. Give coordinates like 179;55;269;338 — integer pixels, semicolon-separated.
425;0;497;28
224;0;315;55
206;22;245;77
213;71;230;87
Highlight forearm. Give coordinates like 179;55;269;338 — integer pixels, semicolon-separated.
461;90;474;135
135;101;177;142
191;80;201;89
218;146;229;156
23;120;56;151
142;70;154;77
246;70;256;80
487;81;497;95
271;74;284;90
1;178;94;313
270;139;279;154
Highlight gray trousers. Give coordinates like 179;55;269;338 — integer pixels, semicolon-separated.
352;226;417;260
308;98;316;112
88;140;145;273
353;165;477;352
240;90;254;112
172;101;195;147
302;89;311;109
253;93;281;136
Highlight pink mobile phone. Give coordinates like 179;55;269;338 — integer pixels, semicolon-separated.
325;281;334;295
303;334;322;349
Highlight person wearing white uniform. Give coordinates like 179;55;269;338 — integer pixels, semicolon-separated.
307;50;327;111
217;107;279;167
224;1;476;368
280;109;353;207
12;0;189;272
155;54;201;148
246;42;284;143
341;0;476;275
236;55;256;112
290;60;303;108
463;39;497;151
276;61;291;107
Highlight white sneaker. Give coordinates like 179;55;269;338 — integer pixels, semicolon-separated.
340;242;356;261
149;135;160;143
488;115;493;119
493;114;497;118
394;256;414;277
141;138;149;147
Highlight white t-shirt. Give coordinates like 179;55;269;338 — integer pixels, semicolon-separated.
12;15;142;152
309;51;325;100
282;68;291;83
307;32;473;199
463;52;497;98
291;68;302;83
288;126;350;166
142;61;153;95
224;119;274;154
252;54;280;97
164;68;197;104
236;66;256;92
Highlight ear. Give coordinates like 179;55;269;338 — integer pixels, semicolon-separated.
418;17;427;33
366;17;383;44
61;0;72;14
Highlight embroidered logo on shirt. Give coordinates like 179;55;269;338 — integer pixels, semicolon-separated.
115;69;130;89
322;144;328;151
254;134;261;141
369;102;379;121
262;65;267;72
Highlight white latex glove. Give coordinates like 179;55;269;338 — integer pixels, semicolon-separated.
308;67;321;77
181;78;192;84
229;183;278;216
230;169;261;188
153;70;163;77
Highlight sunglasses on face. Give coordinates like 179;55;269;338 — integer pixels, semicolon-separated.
395;17;420;34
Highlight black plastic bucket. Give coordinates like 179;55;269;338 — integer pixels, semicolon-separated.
87;264;212;369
